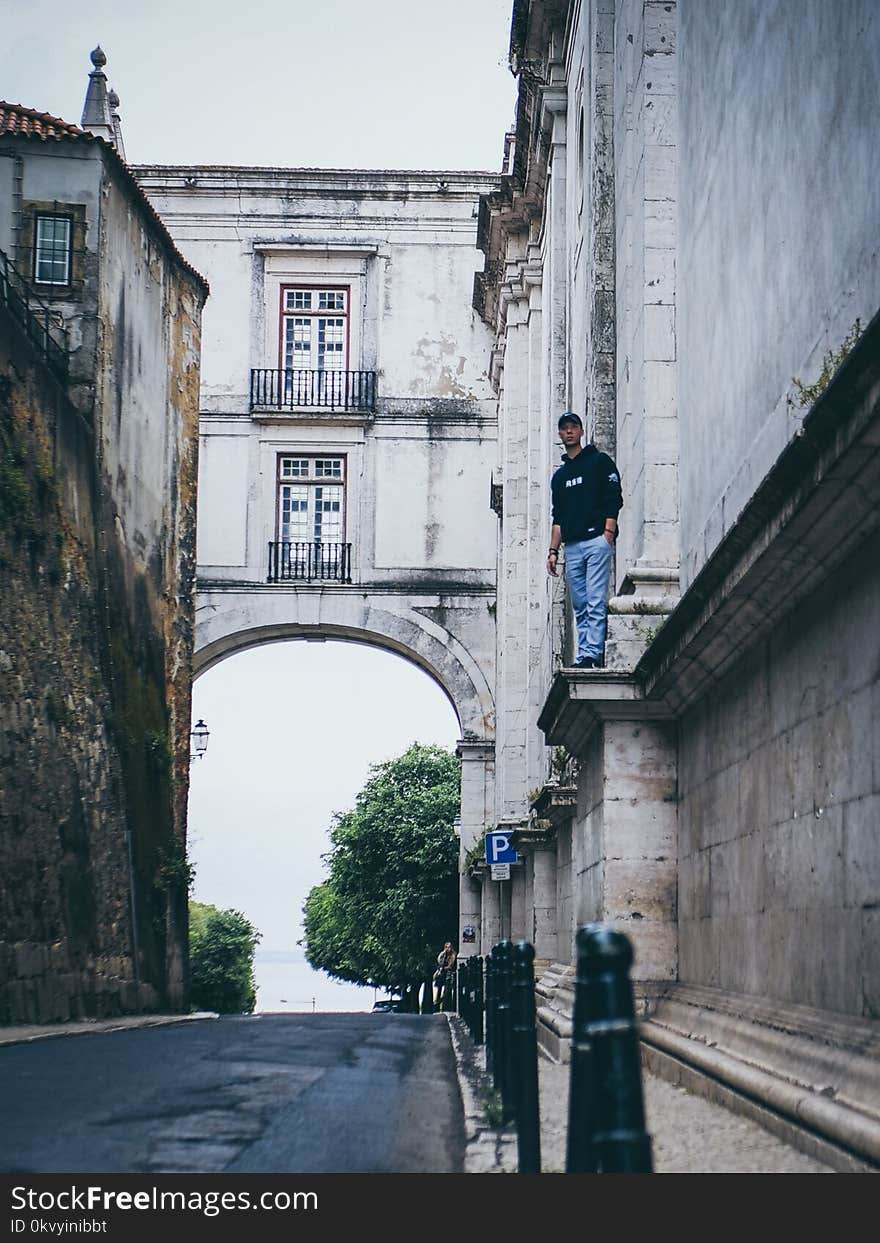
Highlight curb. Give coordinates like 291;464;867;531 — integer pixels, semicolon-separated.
0;1012;218;1048
445;1013;516;1174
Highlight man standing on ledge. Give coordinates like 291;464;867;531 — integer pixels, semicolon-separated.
547;412;623;669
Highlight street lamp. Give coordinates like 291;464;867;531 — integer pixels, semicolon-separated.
190;718;209;761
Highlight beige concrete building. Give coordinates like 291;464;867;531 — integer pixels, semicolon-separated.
474;0;879;1170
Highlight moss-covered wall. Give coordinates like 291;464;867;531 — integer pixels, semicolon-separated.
0;149;205;1025
0;320;165;1021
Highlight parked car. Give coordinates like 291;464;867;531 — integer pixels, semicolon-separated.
371;997;406;1013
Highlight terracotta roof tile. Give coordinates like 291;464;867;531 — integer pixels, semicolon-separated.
0;102;96;143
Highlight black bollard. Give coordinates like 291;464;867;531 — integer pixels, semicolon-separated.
485;952;495;1076
566;924;652;1174
493;940;515;1123
511;941;541;1173
473;955;484;1045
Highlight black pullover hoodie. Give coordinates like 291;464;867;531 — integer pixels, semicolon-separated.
550;444;623;543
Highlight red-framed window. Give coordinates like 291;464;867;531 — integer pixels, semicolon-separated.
280;286;350;373
277;454;347;545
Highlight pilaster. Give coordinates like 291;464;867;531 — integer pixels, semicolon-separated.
456;739;495;955
538;668;678;983
614;0;681;612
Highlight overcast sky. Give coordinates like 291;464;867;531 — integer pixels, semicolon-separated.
1;0;514;1009
189;643;460;1010
1;0;517;170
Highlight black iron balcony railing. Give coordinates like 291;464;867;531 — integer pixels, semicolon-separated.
267;540;353;584
0;247;69;380
250;369;376;413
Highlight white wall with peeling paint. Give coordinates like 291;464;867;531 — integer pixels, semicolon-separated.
135;167;500;592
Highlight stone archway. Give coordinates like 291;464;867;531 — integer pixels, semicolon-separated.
194;590;494;742
193;585;495;950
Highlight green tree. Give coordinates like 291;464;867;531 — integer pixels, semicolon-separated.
188;901;262;1014
302;743;460;1002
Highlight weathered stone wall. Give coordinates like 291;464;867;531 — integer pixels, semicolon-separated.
677;0;880;590
0;146;205;1023
93;168;204;1008
0;321;159;1022
678;532;880;1017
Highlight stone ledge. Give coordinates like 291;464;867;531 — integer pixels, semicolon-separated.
534;970;880;1167
535;962;575;1063
537;670;674;752
535;962;663;1064
641;983;880;1170
530;783;576;829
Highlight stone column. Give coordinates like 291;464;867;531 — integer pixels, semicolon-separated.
612;0;680;610
457;739;495;956
538;672;678;985
494;260;532;824
532;845;559;963
525;253;551;797
601;719;678;982
587;0;618;454
510;866;528;943
481;873;503;949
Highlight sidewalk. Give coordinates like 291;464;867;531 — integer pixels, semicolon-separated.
448;1017;834;1174
0;1012;216;1048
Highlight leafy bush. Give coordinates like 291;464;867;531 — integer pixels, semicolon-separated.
189;901;261;1014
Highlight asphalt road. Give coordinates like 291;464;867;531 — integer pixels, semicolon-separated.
0;1013;465;1174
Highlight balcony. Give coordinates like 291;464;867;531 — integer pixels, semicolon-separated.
250;369;376;414
267;541;353;584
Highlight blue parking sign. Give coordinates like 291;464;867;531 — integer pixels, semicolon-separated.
485;830;518;865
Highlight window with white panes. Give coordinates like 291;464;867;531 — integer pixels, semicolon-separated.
34;214;72;286
278;456;346;547
281;287;349;404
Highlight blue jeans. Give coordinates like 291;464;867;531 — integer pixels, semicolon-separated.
565;535;613;661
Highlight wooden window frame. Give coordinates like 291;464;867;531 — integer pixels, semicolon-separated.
275;452;348;546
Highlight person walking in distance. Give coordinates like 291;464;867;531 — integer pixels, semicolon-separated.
547;412;623;668
433;941;457;1008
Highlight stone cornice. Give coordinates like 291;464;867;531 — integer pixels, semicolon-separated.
510;819;557;852
456;739;495;763
537;671;674;751
530;782;576;828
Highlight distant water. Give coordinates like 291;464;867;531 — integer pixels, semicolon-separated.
254;950;373;1013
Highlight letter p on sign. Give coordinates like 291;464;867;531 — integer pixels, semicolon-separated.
485;831;517;865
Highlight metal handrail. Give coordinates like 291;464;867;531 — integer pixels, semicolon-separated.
0;246;69;379
250;369;376;413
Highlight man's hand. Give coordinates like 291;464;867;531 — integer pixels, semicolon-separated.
603;530;615;545
547;553;559;577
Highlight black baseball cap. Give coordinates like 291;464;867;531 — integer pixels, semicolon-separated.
558;412;583;428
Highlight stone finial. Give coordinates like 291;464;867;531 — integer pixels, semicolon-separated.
108;89;126;162
81;45;116;145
